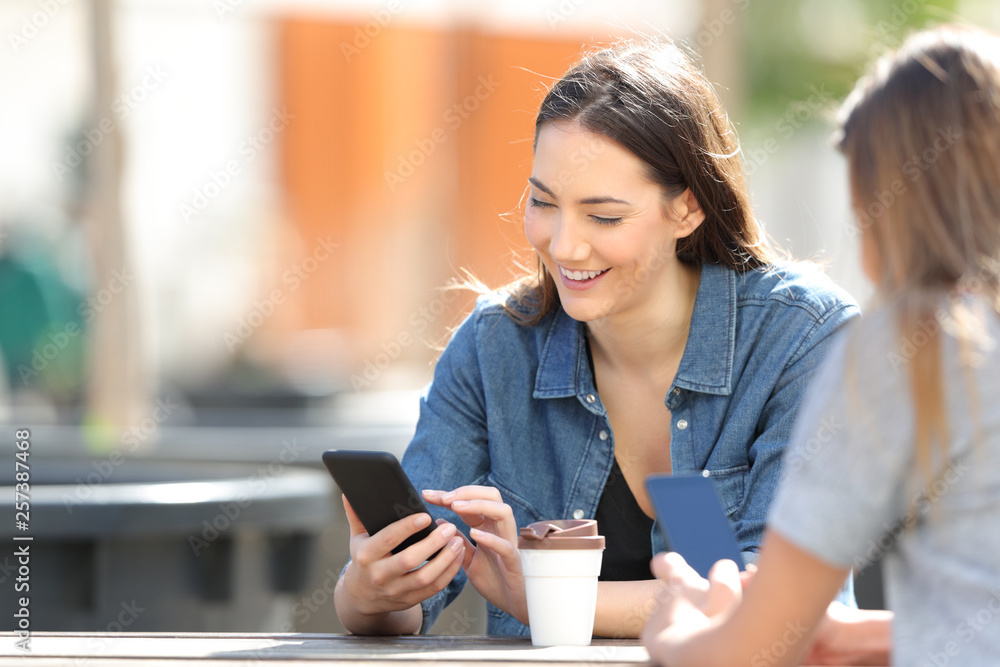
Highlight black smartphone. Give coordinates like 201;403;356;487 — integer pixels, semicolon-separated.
645;473;745;578
322;450;438;555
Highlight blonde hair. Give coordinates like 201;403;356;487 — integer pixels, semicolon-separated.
835;25;1000;479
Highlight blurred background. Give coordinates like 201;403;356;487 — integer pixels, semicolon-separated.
1;0;997;636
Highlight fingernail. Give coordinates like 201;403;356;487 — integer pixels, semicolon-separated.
441;491;456;502
422;490;440;498
449;536;464;552
441;523;457;538
451;500;468;508
414;513;431;527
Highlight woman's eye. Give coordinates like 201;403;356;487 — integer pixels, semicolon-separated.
592;216;623;226
529;197;554;209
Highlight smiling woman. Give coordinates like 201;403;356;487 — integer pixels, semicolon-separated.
333;39;860;639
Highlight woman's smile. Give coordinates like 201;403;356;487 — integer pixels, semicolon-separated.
558;265;611;290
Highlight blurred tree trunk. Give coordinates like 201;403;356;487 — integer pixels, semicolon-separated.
698;0;746;123
85;0;147;447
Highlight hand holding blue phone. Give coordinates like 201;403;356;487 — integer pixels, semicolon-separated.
644;473;746;578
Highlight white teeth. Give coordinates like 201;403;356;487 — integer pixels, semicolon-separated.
560;266;606;281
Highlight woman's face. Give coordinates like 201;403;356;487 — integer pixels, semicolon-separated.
525;121;701;322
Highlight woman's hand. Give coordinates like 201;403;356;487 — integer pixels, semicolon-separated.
334;495;466;635
641;553;742;652
423;486;529;625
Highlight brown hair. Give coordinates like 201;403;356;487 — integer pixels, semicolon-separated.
503;40;778;325
836;25;1000;479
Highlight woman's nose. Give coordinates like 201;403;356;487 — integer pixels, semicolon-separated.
549;216;590;263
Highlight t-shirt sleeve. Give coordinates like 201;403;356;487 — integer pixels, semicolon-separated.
768;319;916;570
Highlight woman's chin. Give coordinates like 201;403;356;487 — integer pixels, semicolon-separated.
558;295;616;323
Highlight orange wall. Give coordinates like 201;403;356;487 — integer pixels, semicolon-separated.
278;20;588;372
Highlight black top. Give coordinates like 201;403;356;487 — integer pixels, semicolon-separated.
595;456;656;580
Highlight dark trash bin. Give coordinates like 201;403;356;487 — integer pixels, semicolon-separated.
1;457;332;632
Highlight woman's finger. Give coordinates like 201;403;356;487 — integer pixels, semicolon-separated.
469;526;519;561
354;512;434;566
440;485;504;503
449;499;516;526
703;559;742;617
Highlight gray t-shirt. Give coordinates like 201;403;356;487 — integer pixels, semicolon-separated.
770;298;1000;666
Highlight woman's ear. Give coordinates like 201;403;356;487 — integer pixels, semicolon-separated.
667;188;706;239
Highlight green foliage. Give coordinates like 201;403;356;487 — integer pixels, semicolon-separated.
740;0;962;122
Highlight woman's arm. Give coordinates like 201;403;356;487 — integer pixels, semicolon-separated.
804;603;893;666
593;580;669;637
642;530;850;667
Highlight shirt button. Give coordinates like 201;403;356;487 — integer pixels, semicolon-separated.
677;419;688;430
702;469;711;478
572;509;585;520
599;430;609;441
672;388;681;395
586;393;596;404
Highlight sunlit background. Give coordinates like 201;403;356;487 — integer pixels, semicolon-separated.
1;0;997;635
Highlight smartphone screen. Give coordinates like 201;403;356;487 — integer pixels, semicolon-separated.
644;473;745;578
322;450;438;555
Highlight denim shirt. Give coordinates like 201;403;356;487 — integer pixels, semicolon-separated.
401;262;860;635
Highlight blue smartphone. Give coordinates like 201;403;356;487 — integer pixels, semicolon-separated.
645;473;745;578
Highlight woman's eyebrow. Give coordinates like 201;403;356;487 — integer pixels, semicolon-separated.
528;177;631;206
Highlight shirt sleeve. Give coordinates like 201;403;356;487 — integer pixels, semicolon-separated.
734;301;860;560
768;319;915;570
400;299;494;632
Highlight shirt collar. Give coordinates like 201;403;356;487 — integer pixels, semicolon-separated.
533;262;737;399
673;263;736;396
533;304;590;400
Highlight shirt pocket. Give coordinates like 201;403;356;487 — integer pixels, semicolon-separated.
702;464;748;519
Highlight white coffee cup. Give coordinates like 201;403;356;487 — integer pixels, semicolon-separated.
518;519;605;647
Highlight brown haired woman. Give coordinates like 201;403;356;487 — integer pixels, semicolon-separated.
642;25;1000;665
334;40;859;637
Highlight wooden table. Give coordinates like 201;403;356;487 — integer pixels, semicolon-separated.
0;633;651;666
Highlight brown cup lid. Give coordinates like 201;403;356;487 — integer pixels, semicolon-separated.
518;519;606;550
